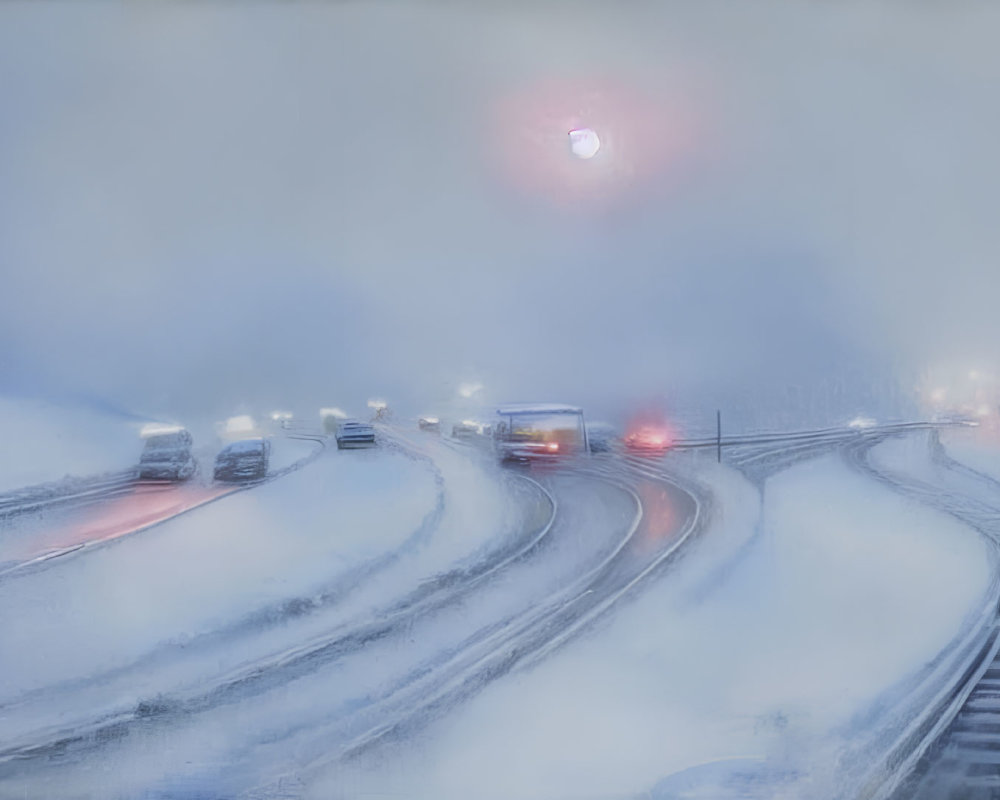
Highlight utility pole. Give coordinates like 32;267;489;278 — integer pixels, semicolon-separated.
716;409;722;463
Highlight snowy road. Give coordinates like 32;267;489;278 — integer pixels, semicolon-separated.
0;433;324;581
0;428;705;799
0;424;997;799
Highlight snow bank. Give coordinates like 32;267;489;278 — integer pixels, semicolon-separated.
940;426;1000;485
326;432;548;622
0;446;437;702
0;430;556;800
0;393;318;499
321;451;991;800
267;434;322;473
0;395;142;493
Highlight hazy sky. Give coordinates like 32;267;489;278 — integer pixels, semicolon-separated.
2;2;998;427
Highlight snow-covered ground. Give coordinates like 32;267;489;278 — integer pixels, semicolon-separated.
0;445;438;703
265;433;322;474
0;433;993;800
316;448;991;800
940;426;1000;485
0;430;551;799
0;394;319;499
0;395;144;493
0;439;626;799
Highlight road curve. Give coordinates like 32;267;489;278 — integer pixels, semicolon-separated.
0;432;327;583
0;435;706;800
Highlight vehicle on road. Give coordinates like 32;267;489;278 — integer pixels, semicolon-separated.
625;422;673;454
494;404;588;462
270;411;294;430
336;419;376;449
213;438;270;482
418;416;441;433
138;430;197;481
451;420;480;439
586;421;618;453
624;423;672;454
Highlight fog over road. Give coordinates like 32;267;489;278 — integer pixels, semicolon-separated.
0;429;697;795
0;423;995;799
3;3;1000;798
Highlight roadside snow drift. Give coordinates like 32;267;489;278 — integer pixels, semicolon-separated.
318;450;991;800
0;395;142;493
940;426;1000;486
0;431;550;800
0;446;437;702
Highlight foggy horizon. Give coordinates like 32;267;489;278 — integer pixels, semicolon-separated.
5;4;1000;800
3;2;998;431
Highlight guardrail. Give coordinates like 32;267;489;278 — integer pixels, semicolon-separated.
0;428;331;520
0;469;139;519
837;431;1000;800
670;419;976;452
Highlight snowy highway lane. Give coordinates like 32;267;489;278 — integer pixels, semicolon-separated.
0;433;325;582
0;431;705;800
0;425;995;800
312;432;992;800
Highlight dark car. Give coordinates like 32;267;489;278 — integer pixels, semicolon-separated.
138;430;197;481
336;420;376;449
213;438;270;482
586;422;617;453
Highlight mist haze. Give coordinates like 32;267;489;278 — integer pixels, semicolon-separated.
2;2;996;427
5;5;1000;799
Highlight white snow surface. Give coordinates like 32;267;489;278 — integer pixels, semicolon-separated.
0;445;437;702
0;395;143;493
319;449;991;800
0;429;542;793
940;426;1000;485
265;434;320;473
0;437;991;800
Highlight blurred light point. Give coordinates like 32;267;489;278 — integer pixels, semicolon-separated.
225;415;256;433
367;399;388;410
568;128;601;159
140;422;184;438
458;382;484;399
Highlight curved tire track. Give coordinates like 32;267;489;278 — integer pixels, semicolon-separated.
0;443;557;771
838;432;1000;800
0;433;328;584
246;462;705;796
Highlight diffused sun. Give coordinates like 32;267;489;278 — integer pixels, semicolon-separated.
568;127;600;159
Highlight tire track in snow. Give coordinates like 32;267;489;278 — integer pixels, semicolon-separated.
838;432;1000;800
0;432;327;583
239;462;704;797
0;434;444;734
0;438;557;772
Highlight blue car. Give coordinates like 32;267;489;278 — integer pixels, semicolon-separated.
139;430;197;481
336;420;376;450
213;438;270;482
